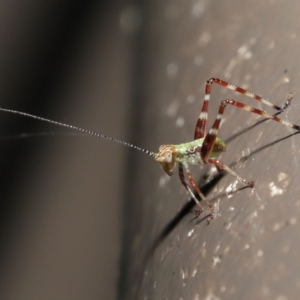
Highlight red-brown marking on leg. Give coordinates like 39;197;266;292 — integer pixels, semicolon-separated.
194;80;213;140
208;78;284;111
208;158;254;187
178;163;204;212
186;169;214;214
200;102;226;161
223;99;300;130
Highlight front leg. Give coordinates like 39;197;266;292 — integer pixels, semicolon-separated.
178;162;215;222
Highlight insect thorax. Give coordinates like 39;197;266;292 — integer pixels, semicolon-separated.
154;138;225;175
174;137;226;165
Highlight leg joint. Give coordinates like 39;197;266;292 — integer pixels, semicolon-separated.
221;99;230;105
207;78;215;84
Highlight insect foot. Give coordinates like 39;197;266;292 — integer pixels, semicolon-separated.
206;212;215;225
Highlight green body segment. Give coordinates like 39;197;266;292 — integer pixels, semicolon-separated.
174;137;226;165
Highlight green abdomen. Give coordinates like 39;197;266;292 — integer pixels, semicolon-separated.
174;137;226;164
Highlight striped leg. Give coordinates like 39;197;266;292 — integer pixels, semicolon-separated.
201;98;300;184
208;158;254;188
200;100;224;162
194;80;212;139
220;99;300;130
194;77;293;140
209;78;292;111
179;162;215;219
179;162;203;208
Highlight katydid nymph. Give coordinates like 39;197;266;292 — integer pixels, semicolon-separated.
1;78;298;222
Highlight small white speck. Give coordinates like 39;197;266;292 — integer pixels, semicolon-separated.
237;45;252;59
290;217;297;225
277;173;291;188
220;285;226;292
245;244;250;249
228;206;235;211
276;295;287;300
272;222;281;231
224;247;230;254
159;174;170;187
153;281;157;289
192;269;198;277
237;45;247;55
198;31;211;47
181;269;188;279
167;63;178;76
257;250;263;257
212;255;221;267
224;59;237;79
225;181;238;195
176;117;185;127
191;1;205;17
225;222;232;230
186;94;196;103
188;229;195;237
269;182;283;197
244;51;252;59
166;99;180;117
278;172;288;181
204;291;221;300
194;294;200;300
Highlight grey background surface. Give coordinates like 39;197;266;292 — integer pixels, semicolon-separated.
0;1;300;300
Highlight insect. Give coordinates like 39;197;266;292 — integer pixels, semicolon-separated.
1;78;299;222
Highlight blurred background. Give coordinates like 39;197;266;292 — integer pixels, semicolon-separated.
0;1;136;299
1;1;300;300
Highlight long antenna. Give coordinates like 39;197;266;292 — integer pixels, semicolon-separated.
0;107;155;157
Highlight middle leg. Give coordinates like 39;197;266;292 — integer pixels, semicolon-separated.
178;162;215;219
